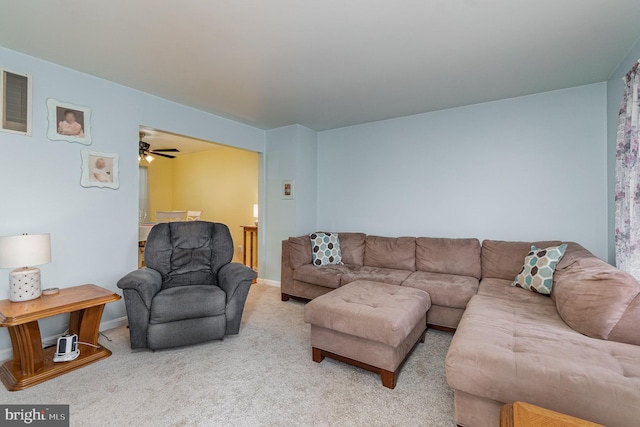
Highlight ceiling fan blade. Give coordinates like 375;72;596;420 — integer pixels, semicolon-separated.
151;148;180;152
150;151;176;159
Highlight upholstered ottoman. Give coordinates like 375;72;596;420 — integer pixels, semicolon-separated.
303;280;431;389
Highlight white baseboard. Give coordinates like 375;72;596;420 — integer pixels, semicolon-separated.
257;278;281;288
99;316;129;332
0;316;128;362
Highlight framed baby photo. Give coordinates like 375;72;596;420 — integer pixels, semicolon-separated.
46;98;92;145
80;149;119;189
282;180;295;200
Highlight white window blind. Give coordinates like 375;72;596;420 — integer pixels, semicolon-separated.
1;69;32;135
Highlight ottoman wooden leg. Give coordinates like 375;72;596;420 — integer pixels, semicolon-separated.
420;328;427;343
381;369;396;389
312;347;324;363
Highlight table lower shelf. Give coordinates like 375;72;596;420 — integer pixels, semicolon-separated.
0;344;112;391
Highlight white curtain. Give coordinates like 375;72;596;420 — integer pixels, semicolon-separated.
615;60;640;279
139;166;150;224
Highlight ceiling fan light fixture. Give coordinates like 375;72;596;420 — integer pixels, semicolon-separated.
139;131;179;161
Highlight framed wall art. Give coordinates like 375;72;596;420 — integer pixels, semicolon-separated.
282;180;295;200
80;149;119;189
46;98;92;145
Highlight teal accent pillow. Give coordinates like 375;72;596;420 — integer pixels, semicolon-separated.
513;244;568;295
310;232;343;267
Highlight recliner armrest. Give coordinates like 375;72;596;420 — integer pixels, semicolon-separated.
117;268;163;309
218;262;256;335
218;263;257;301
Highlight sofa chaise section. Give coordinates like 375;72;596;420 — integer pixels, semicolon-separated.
447;240;640;427
446;293;640;427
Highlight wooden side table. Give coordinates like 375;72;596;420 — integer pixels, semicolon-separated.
0;284;121;391
241;225;258;271
501;401;604;427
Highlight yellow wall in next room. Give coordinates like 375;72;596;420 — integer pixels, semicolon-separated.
147;156;174;222
171;147;259;263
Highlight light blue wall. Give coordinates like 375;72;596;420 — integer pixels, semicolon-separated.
265;126;298;281
0;47;264;352
606;38;640;263
264;125;317;281
295;126;319;234
317;84;609;260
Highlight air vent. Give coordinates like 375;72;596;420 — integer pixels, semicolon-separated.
1;69;32;135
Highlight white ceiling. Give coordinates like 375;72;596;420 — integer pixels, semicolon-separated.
1;1;639;131
140;127;223;157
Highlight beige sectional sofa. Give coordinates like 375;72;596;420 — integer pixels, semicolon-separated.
282;234;640;427
282;233;481;330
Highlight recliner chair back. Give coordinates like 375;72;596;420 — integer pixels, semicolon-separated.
144;222;234;289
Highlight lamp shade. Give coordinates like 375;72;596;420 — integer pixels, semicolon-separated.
0;234;51;268
253;204;259;218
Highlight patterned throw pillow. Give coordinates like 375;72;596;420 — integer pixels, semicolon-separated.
309;232;343;266
513;244;568;295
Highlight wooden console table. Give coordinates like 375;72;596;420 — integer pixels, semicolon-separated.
500;401;604;427
241;225;258;270
0;284;121;391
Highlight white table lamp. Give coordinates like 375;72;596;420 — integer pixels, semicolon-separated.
0;233;51;302
253;204;259;226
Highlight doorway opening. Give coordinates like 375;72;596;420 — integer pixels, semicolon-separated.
138;126;260;274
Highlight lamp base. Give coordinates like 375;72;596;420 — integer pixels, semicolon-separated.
9;267;42;302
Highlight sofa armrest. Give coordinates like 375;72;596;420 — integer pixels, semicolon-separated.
218;262;256;334
117;268;163;309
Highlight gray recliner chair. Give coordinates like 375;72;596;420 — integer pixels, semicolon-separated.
117;221;257;350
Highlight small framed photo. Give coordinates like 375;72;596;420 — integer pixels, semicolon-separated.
282;180;295;200
46;98;92;145
81;149;119;189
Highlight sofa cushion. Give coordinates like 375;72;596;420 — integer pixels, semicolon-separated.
416;237;481;279
337;233;366;266
310;232;343;266
481;240;562;280
446;295;640;426
478;278;555;306
150;285;226;324
287;236;313;269
365;236;416;271
304;280;431;347
341;266;413;286
403;271;479;309
513;244;567;295
293;264;358;289
553;257;640;344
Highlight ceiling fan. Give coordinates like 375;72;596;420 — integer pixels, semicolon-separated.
139;131;180;160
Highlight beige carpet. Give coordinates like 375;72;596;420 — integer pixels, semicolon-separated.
1;284;455;426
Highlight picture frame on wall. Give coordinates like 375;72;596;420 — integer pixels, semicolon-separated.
80;149;119;189
46;98;92;145
282;180;295;200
